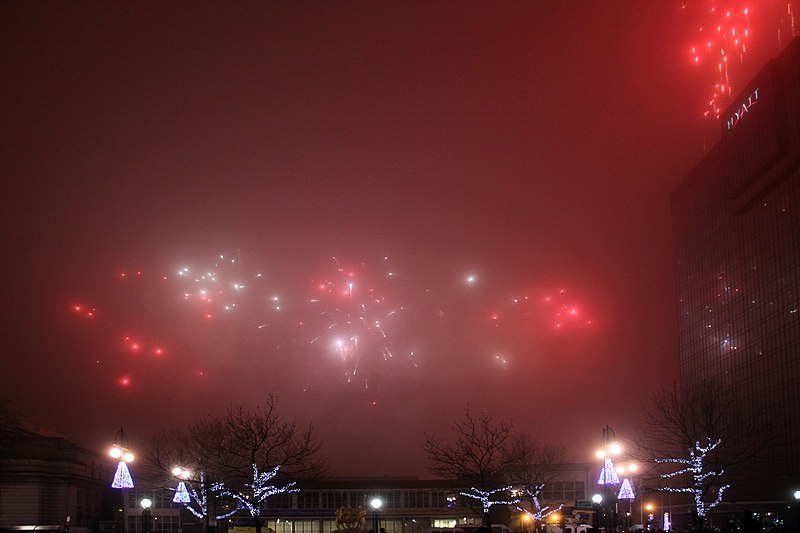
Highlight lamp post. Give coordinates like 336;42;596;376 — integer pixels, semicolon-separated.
110;428;135;533
595;426;621;532
140;499;152;533
616;463;637;531
592;494;603;530
370;497;382;533
171;466;193;504
172;465;215;533
520;513;532;533
644;504;654;531
793;490;800;531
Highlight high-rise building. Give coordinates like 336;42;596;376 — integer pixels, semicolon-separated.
671;37;800;501
672;38;800;499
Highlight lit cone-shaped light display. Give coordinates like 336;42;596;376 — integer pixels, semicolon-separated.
111;461;134;488
597;457;620;485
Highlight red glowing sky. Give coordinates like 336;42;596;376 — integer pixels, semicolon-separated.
1;1;795;476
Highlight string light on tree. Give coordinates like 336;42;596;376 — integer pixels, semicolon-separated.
222;463;299;526
515;484;563;524
460;486;520;515
173;469;238;521
656;437;730;526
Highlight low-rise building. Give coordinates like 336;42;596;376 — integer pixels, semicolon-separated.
0;426;113;530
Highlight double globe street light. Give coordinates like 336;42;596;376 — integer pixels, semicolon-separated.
109;438;135;489
595;426;622;532
109;428;136;533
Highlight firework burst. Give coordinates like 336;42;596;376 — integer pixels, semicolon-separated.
684;0;752;117
306;257;414;389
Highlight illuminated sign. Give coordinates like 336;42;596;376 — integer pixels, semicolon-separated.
726;88;760;130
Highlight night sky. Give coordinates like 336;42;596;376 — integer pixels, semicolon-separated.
1;1;792;477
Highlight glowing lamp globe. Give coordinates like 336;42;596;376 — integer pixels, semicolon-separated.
122;452;134;463
592;494;603;504
370;497;382;510
172;466;183;477
109;446;123;459
141;498;152;509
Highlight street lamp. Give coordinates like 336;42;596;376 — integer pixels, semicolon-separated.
596;426;621;531
110;428;136;489
616;463;637;531
171;466;192;504
110;428;135;533
140;499;152;533
592;494;603;530
644;504;654;531
172;465;216;533
520;513;532;533
793;490;800;530
370;497;383;533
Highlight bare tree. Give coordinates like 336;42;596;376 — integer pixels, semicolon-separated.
506;435;566;528
144;394;328;533
143;422;240;523
636;384;771;529
422;405;519;525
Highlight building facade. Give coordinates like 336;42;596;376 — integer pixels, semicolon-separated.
671;36;800;500
121;465;592;533
0;427;113;530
